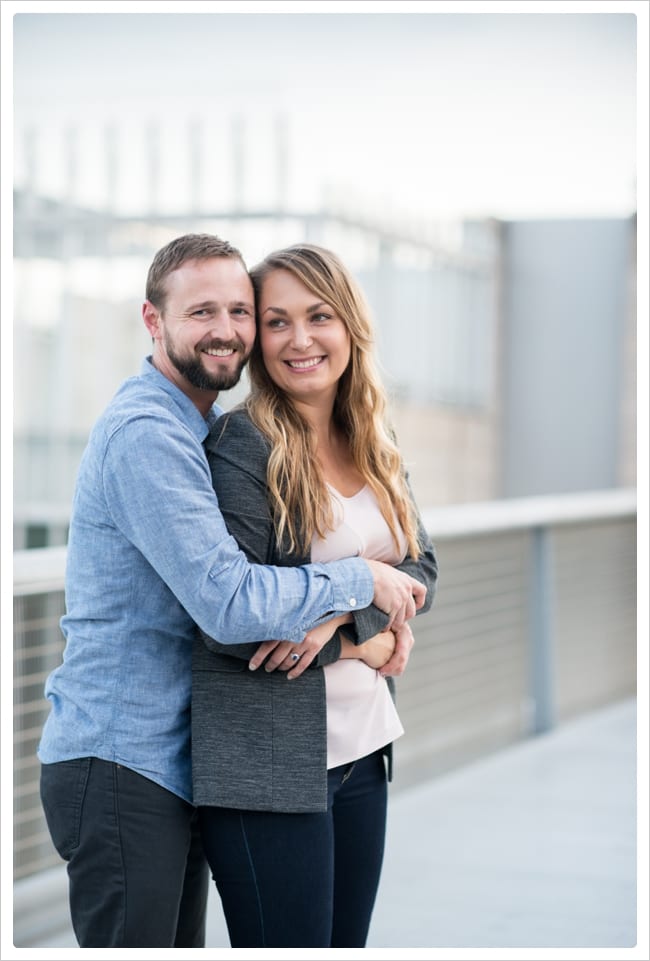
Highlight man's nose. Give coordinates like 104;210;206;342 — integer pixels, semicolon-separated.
208;309;236;340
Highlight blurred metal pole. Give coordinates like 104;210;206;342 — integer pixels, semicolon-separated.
232;115;244;212
189;118;202;216
105;124;118;214
16;127;38;258
530;525;556;734
64;126;77;210
63;126;78;261
376;237;395;370
22;126;37;212
275;114;288;214
147;121;160;216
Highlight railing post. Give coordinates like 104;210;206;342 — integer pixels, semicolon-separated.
529;524;556;734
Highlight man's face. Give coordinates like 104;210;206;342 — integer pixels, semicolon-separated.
144;257;256;405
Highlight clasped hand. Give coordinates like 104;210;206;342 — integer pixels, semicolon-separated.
248;618;415;680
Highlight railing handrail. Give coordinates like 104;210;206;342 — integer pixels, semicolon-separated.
12;488;637;596
13;546;68;597
421;487;636;539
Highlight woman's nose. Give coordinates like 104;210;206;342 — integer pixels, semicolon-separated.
290;322;312;350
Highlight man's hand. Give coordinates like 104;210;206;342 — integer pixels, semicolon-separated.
365;559;426;631
378;622;415;677
248;615;351;679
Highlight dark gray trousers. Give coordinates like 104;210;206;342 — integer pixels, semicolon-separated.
40;757;209;948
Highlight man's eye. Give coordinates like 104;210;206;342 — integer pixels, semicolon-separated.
232;307;251;317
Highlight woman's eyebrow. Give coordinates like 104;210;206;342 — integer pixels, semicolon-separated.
261;302;329;317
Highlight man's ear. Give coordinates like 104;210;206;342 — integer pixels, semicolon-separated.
142;301;161;341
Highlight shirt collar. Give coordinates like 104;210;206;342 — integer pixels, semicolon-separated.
141;356;223;441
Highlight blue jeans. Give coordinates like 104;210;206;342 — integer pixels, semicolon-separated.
198;749;388;947
40;757;209;947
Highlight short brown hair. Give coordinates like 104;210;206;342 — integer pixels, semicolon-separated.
146;234;246;310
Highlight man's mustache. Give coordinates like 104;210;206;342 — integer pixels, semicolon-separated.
198;338;247;354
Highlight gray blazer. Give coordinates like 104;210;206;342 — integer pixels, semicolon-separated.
192;408;438;812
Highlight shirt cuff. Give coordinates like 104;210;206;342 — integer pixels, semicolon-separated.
316;557;374;613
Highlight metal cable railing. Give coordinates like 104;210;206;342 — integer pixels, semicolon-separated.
12;490;637;880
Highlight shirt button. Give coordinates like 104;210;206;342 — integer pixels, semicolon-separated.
349;597;357;607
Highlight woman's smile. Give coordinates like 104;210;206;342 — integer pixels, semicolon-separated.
284;355;326;371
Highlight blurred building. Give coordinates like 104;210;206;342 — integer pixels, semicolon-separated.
11;120;637;904
500;218;636;497
12;118;636;548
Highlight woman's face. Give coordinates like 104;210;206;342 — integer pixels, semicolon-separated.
258;268;351;408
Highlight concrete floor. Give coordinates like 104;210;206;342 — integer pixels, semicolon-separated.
13;698;640;953
366;698;638;949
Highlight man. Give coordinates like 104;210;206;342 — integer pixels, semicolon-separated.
38;234;427;948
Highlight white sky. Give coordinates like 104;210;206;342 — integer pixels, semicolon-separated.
6;1;643;220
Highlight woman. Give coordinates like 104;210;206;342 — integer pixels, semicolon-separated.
192;244;438;948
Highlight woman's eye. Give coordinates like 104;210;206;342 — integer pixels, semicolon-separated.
312;313;330;323
267;318;287;329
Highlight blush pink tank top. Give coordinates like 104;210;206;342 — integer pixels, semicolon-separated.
311;484;407;769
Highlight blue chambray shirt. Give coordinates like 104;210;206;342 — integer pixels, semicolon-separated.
38;358;373;802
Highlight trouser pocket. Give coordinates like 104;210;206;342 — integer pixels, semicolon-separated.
40;757;92;860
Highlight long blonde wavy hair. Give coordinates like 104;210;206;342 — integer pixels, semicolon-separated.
245;244;421;560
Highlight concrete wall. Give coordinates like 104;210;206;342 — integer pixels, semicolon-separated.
500;218;635;497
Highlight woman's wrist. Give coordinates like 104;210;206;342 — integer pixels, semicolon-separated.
339;636;359;660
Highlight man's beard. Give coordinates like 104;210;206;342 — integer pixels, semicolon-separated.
165;335;249;392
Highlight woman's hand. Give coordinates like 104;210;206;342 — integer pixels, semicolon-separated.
378;622;415;677
340;621;415;676
340;630;396;670
248;614;352;679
